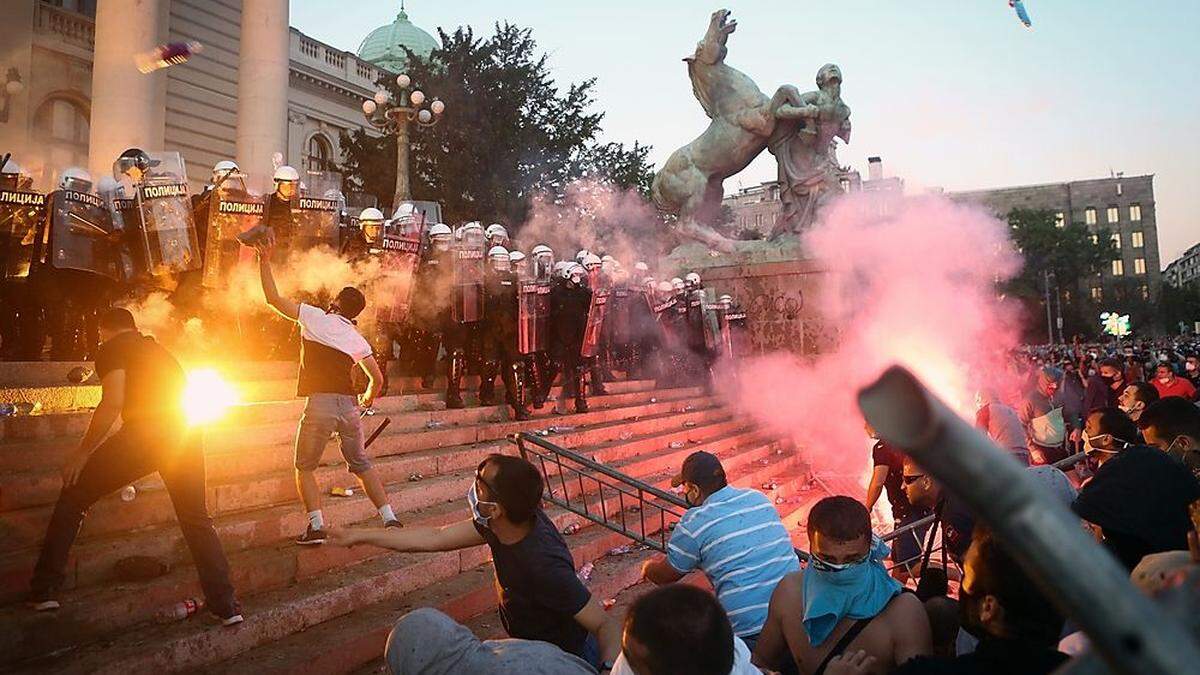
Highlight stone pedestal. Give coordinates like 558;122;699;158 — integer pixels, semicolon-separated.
665;238;832;356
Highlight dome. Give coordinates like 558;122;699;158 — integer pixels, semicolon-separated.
357;4;438;73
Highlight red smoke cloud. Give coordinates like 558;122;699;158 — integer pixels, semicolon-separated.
728;192;1024;480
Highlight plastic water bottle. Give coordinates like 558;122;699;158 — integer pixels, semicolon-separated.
135;41;203;74
0;403;15;417
120;485;137;502
158;597;204;623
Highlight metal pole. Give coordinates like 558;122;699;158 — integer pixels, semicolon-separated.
858;365;1200;675
392;114;411;209
1044;270;1054;345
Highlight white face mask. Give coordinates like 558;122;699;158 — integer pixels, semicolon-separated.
468;482;498;528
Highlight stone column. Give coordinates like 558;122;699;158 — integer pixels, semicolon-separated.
236;0;290;191
87;0;169;179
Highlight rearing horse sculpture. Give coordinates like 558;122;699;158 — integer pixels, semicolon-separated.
651;9;776;252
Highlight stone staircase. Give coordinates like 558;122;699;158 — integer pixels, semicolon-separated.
0;362;826;673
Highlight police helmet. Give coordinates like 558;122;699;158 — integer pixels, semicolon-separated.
59;167;94;192
114;148;154;178
671;277;685;292
532;244;553;257
582;253;602;270
212;160;239;181
1;158;23;176
359;207;385;223
575;249;590;262
428;223;452;237
685;272;702;288
273;165;300;182
485;223;509;240
509;250;527;264
634;261;650;274
657;281;675;293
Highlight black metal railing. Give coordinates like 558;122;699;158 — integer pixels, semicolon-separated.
513;432;690;553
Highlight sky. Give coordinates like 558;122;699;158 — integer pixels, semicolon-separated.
291;1;1200;264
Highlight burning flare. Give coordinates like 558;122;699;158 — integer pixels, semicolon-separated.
182;368;239;425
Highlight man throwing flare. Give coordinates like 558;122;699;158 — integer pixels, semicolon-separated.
255;243;401;545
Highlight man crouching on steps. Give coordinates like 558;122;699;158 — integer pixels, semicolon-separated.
256;243;401;544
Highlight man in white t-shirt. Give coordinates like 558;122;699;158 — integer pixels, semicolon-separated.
257;245;400;544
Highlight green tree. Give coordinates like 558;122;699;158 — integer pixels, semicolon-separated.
338;23;656;227
1005;208;1117;340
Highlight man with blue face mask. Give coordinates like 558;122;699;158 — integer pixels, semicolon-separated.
327;454;622;671
752;496;931;674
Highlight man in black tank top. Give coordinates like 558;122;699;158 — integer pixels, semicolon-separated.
257;245;401;545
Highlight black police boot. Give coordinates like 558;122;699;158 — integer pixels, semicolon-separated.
445;350;466;409
590;359;608;396
478;359;499;406
505;361;531;421
574;367;589;414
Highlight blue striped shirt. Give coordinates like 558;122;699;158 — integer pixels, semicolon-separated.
667;486;800;636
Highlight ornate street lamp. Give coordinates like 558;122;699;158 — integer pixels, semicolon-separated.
362;72;445;209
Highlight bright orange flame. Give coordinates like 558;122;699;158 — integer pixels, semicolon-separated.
182;368;240;425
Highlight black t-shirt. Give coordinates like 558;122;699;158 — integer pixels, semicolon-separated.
893;637;1068;675
872;441;928;522
474;510;592;659
94;331;186;427
940;495;976;565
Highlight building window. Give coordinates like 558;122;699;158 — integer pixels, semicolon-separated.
33;96;90;170
305;134;332;172
1112;259;1124;276
1132;231;1144;248
1054;211;1065;228
1110;232;1121;250
1090;233;1099;246
1085;207;1097;225
1140;285;1150;300
1130;204;1142;221
1134;258;1146;275
1106;206;1119;224
1090;287;1103;301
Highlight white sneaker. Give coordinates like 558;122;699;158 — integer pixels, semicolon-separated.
220;613;244;627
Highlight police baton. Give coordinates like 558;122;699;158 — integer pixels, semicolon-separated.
361;409;391;449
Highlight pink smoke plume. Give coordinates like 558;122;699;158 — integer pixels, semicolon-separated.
729;192;1024;480
515;179;665;266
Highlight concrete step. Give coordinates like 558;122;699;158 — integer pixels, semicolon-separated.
0;403;734;600
8;438;806;673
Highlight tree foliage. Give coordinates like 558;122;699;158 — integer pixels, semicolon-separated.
1005;208;1118;339
338;23;656;228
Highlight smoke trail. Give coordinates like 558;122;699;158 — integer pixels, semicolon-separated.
727;192;1024;479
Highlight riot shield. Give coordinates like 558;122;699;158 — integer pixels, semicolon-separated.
0;187;47;278
451;227;485;323
111;196;146;282
719;304;750;360
203;180;264;289
607;286;634;353
41;189;120;280
375;224;423;324
581;286;611;359
293;171;343;251
684;289;712;352
133;152;201;276
517;279;550;355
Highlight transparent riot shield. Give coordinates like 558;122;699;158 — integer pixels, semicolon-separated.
607;285;634;354
721;304;750;359
111;196;146;282
41;189;120;280
581;286;611;359
0;187;47;278
684;288;711;352
375;222;423;324
517;279;550;355
203;176;264;289
293;170;343;251
451;227;485;323
133;152;201;276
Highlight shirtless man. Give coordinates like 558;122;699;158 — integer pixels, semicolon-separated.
752;496;930;674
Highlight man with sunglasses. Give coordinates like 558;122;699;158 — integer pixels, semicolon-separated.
901;457;977;566
640;452;800;653
1073;407;1200;570
752;496;931;674
326;454;621;671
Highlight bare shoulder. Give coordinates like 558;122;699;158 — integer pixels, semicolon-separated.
882;592;926;621
772;570;805;606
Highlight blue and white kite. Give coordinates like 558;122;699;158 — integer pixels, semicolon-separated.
1009;0;1033;29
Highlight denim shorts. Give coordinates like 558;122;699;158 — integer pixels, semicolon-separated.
294;393;371;474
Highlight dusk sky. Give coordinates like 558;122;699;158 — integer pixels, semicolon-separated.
292;1;1200;264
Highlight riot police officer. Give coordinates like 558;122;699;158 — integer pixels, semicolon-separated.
478;246;530;420
0;158;42;359
266;165;298;261
340;207;383;261
444;222;487;408
406;222;453;389
579;253;609;396
484;223;509;250
549;262;591;413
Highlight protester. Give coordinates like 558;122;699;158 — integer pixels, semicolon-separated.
1151;362;1197;401
888;527;1068;675
27;308;242;624
255;244;400;544
641;451;800;651
1083;358;1125;414
1186;354;1200;388
865;426;931;575
611;584;761;675
327;454;621;669
1018;367;1068;465
1073;408;1200;570
383;607;595;675
1138;396;1200;481
902;457;976;566
1118;380;1160;424
974;392;1030;465
752;496;931;674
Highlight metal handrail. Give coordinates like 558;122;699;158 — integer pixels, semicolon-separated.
513;432;689;552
